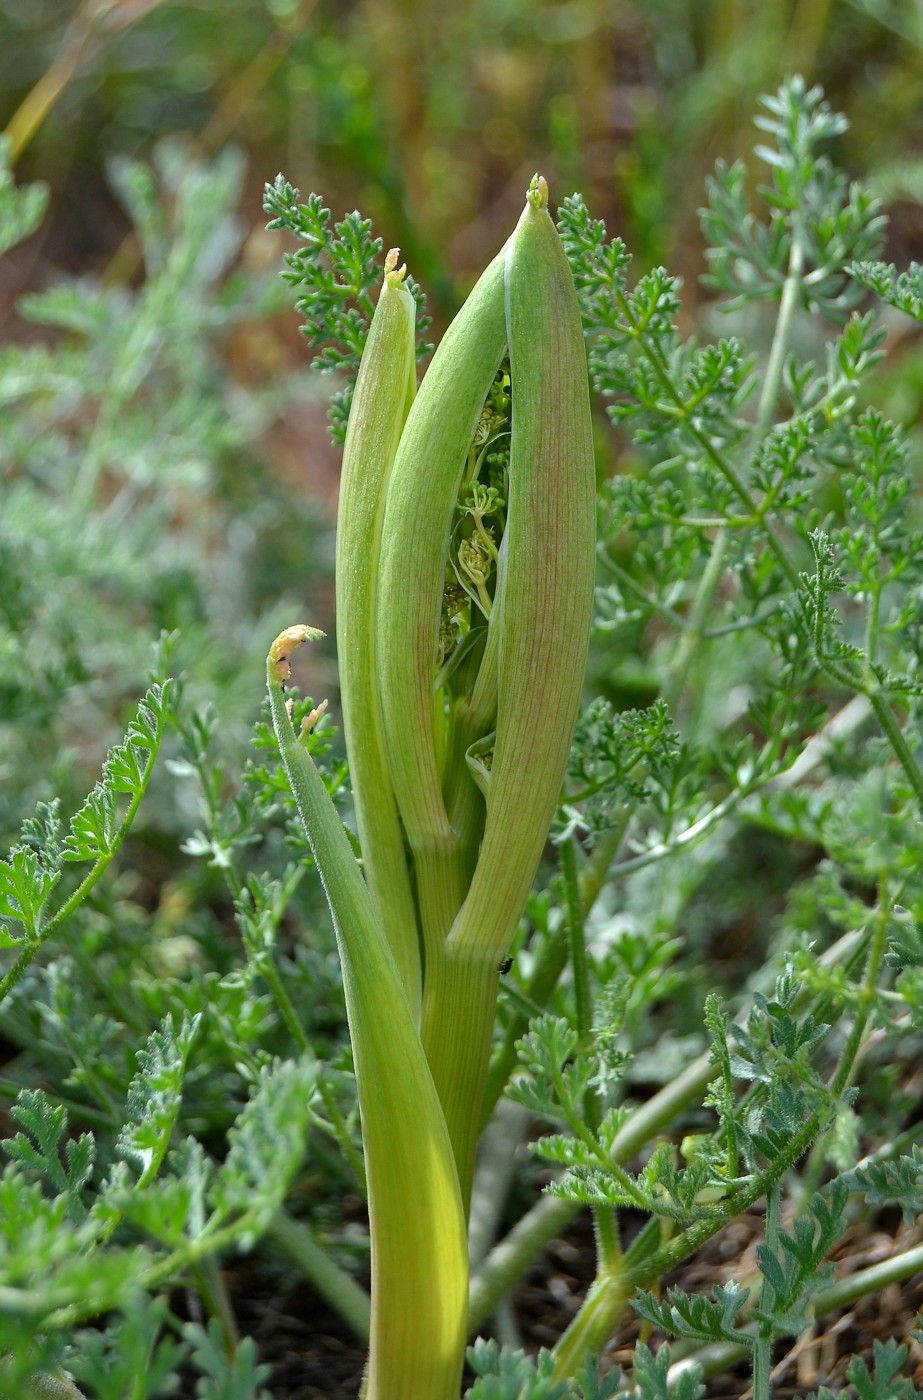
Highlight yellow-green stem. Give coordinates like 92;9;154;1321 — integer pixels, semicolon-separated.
421;942;501;1212
267;631;468;1400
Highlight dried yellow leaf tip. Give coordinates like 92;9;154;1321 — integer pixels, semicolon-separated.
267;625;325;684
301;698;329;737
384;246;407;285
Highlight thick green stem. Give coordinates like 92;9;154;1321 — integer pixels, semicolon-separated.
422;941;501;1212
552;1272;630;1379
335;260;422;1018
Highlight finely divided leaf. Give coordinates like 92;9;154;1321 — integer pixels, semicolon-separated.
632;1282;751;1346
208;1056;315;1249
116;1013;202;1187
847;1147;923;1227
629;1344;703;1400
0;846;59;938
5;1089;95;1220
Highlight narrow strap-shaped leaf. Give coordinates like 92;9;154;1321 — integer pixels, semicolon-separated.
267;631;468;1400
451;177;597;962
375;246;508;949
336;252;422;1017
426;179;596;1205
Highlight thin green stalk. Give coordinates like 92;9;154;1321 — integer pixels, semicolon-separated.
654;208;806;721
752;1180;781;1400
258;956;311;1055
573;232;826;1047
266;1211;371;1342
811;1238;923;1315
469;927;864;1331
625;909;883;1300
855;1118;923;1166
191;1255;239;1361
577;811;632;917
316;1074;367;1193
625;1103;828;1296
865;689;923;815
864;580;882;667
660;529;729;714
754;224;806;441
799;888;893;1204
830;889;892;1100
560;837;593;1050
468;1052;717;1331
559;834;621;1270
183;738;317;1062
604;786;748;879
38;1194;334;1337
65;941;148;1036
469;1098;531;1268
479;814;637;1150
599;550;686;630
706;993;740;1184
552;1272;630;1379
614;283;801;592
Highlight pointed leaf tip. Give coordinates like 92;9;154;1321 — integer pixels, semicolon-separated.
527;173;549;210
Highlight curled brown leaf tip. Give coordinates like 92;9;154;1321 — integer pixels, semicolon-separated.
268;625;325;685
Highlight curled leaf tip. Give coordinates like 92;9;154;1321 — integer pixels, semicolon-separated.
527;173;549;210
384;247;407;286
268;624;325;684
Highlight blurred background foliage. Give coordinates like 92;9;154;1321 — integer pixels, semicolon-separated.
1;0;923;840
0;0;922;924
4;0;923;304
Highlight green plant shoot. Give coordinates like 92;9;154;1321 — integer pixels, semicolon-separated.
267;174;596;1395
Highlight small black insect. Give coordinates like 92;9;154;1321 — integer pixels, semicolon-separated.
498;955;513;975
